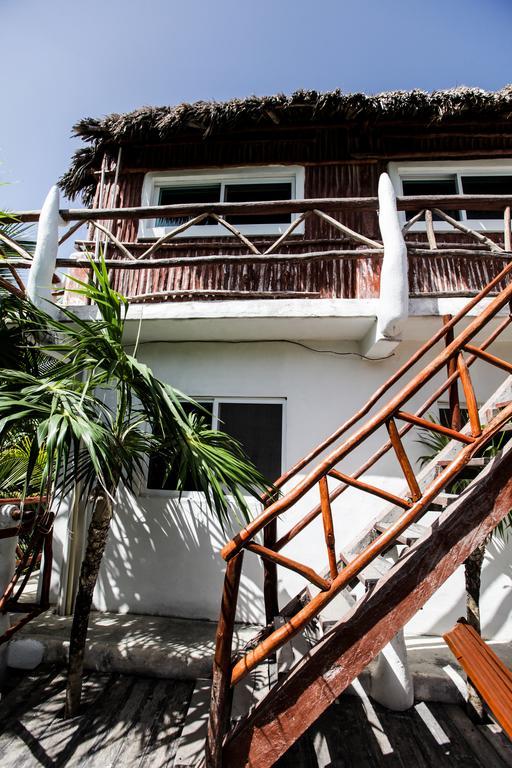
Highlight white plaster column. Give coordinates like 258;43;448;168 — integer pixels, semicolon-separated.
370;630;414;710
26;185;65;318
0;505;18;678
376;172;409;338
369;546;414;710
360;173;409;359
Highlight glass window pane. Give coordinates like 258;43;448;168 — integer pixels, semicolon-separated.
147;402;214;490
218;402;283;481
402;178;460;221
156;185;221;227
461;176;512;220
224;182;292;225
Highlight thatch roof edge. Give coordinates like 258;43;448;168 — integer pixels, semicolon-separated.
60;86;512;204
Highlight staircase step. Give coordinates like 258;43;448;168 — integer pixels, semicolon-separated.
174;678;210;767
340;548;390;589
429;491;459;509
306;586;355;633
436;457;488;468
374;520;429;546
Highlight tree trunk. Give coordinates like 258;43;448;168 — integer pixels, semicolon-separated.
464;541;487;722
65;485;115;717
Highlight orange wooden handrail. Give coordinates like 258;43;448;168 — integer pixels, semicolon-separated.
230;402;512;686
247;543;330;592
273;313;512;553
395;411;475;444
261;258;512;505
222;270;512;562
11;193;512;224
327;469;412;509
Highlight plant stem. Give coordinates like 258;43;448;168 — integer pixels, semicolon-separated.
64;483;116;717
464;541;487;722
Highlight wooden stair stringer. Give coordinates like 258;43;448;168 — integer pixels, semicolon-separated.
222;444;512;768
343;374;512;556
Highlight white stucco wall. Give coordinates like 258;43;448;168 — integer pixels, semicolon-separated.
51;335;512;639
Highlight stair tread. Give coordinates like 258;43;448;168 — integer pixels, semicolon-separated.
436;456;488;468
375;520;430;545
340;547;390;586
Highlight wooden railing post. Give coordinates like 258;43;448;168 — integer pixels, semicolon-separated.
443;314;462;431
263;518;279;625
206;551;244;768
457;354;482;437
319;476;337;579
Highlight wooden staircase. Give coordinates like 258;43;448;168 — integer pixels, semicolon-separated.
200;261;512;768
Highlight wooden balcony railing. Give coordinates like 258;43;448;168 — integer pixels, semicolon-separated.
6;193;512;303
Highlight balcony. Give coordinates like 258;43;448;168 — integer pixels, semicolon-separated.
8;184;512;354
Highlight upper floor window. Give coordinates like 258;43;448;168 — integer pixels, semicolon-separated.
139;166;305;239
388;160;512;232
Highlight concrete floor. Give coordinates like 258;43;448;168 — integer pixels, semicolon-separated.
1;666;512;767
13;607;512;703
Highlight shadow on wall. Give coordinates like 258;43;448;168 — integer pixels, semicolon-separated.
94;487;270;625
92;482;512;640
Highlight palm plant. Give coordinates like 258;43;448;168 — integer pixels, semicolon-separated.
0;257;269;716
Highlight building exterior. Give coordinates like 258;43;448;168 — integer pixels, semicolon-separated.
51;86;512;639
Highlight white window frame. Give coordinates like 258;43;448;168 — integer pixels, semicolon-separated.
142;396;287;498
388;159;512;233
139;166;305;239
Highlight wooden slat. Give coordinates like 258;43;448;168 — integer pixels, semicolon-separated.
13;193;512;224
206;552;244;768
263;518;279;626
444;621;512;740
443;313;462;431
464;344;512;376
396;410;475;445
246;542;330;591
374;520;429;547
327;468;412;509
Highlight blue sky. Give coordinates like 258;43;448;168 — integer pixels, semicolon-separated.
2;0;511;212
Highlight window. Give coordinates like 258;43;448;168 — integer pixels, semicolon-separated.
146;398;284;492
389;160;512;232
139;166;305;239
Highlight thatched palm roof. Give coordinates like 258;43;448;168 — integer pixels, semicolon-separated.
60;86;512;203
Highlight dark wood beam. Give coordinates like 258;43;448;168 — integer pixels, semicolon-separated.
12;194;512;223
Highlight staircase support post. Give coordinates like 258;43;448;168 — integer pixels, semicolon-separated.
206;551;244;768
263;518;279;625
